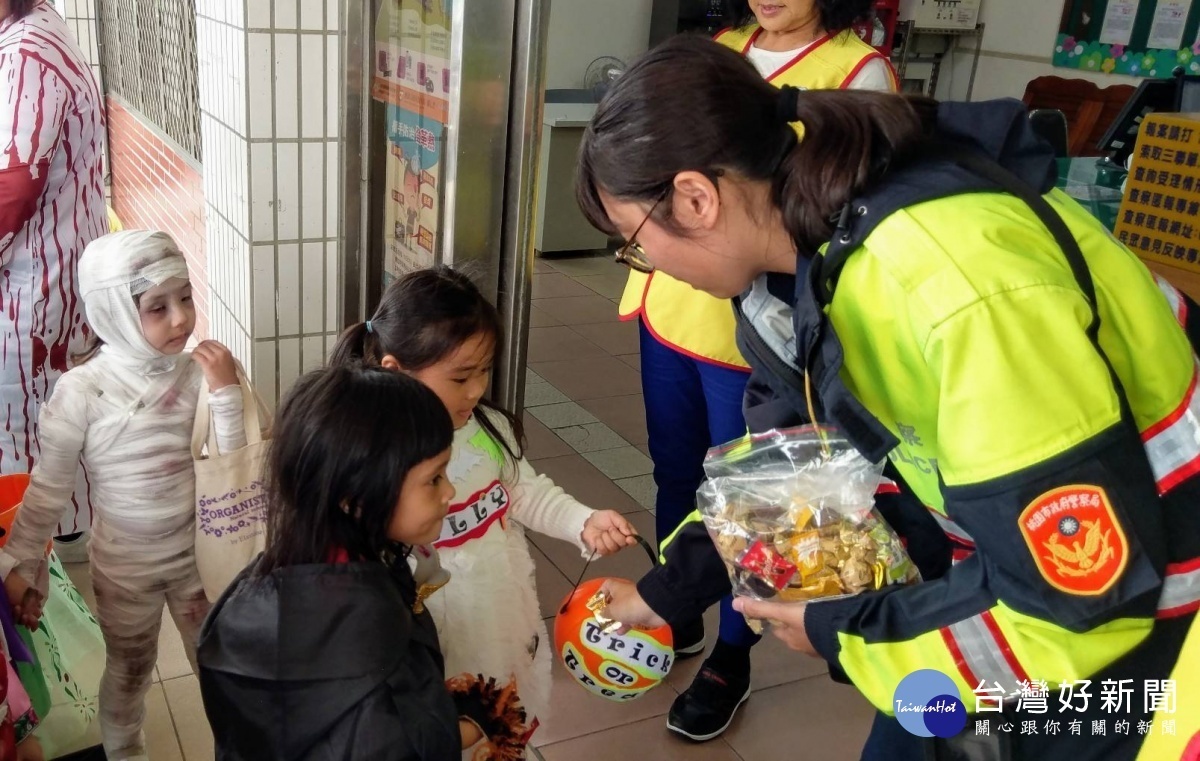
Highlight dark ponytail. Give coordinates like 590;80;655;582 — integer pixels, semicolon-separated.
576;34;934;257
5;0;37;21
773;87;933;252
329;321;376;367
328;267;525;467
723;0;874;34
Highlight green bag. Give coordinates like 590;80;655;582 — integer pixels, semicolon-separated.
28;554;105;758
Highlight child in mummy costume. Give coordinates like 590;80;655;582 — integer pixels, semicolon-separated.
0;230;247;761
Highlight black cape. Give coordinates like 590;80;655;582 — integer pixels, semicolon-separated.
197;557;460;760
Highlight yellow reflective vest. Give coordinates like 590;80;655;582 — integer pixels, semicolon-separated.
618;27;896;370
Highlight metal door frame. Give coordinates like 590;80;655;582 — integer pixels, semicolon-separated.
339;0;550;414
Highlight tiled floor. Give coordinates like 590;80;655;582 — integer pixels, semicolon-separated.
61;562;212;761
523;254;878;759
57;252;877;760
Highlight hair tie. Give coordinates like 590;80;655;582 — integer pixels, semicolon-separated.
365;320;374;335
777;85;801;124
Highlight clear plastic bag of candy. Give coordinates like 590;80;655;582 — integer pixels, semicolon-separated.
696;427;919;618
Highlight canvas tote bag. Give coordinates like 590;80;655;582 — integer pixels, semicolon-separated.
191;370;270;601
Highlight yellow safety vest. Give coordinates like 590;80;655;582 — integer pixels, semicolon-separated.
619;27;896;369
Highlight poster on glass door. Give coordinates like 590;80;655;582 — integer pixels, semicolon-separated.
372;0;452;286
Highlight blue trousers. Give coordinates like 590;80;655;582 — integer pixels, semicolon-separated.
639;320;761;648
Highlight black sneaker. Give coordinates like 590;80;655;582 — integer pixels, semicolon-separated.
667;664;751;742
672;617;706;660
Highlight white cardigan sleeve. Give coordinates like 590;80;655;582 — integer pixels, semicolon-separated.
0;375;89;579
508;456;594;556
482;409;594;555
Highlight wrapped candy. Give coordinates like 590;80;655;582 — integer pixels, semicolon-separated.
697;427;919;620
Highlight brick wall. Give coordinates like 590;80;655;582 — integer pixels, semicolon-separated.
106;98;210;339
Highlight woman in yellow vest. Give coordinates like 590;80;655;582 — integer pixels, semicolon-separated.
622;0;898;742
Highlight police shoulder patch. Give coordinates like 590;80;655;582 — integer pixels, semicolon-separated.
1017;485;1129;596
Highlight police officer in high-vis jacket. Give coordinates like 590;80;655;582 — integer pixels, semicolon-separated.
622;0;899;741
574;34;1200;760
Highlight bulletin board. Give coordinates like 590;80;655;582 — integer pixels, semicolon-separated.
1054;0;1200;77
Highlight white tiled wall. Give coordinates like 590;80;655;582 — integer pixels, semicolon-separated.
197;0;342;410
197;0;253;387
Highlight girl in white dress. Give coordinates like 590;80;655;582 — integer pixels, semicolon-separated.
331;267;638;759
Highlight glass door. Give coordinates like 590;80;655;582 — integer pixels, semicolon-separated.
342;0;550;411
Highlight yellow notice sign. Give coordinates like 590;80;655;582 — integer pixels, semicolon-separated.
1114;112;1200;273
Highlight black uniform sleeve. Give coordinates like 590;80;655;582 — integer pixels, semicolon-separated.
637;515;730;627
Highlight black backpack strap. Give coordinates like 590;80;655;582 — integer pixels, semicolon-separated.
812;144;1102;343
933;144;1101;344
810;141;1139;427
919;144;1140;423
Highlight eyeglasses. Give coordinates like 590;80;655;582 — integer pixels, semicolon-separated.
613;197;662;274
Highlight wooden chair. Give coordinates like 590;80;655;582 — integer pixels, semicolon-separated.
1023;76;1136;156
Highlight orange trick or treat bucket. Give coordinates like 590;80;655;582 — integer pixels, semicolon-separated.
0;473;53;556
0;474;31;549
553;537;675;702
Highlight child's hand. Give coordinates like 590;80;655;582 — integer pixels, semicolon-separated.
581;510;638;556
16;734;45;761
458;719;483;749
4;573;44;631
193;340;239;391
